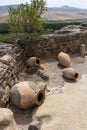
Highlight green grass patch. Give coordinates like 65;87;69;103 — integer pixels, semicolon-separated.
44;20;84;31
0;34;17;43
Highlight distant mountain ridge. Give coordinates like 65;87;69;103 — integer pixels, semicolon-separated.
0;4;87;13
48;5;87;11
0;4;87;22
0;5;18;12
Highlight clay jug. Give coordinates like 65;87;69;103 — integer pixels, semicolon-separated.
10;81;46;109
58;52;71;67
63;68;79;80
27;57;41;68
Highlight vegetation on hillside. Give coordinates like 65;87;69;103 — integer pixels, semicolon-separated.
0;19;84;34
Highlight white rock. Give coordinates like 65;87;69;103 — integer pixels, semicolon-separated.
0;108;18;130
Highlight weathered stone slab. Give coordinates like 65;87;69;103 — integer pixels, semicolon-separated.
63;74;87;93
0;108;18;130
33;93;87;130
32;74;87;130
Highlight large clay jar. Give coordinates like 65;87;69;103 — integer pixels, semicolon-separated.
27;57;41;68
10;81;46;109
58;52;71;67
62;68;79;80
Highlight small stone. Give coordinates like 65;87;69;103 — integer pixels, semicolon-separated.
10;79;15;87
2;80;7;89
28;121;40;130
15;77;19;84
27;67;38;74
0;86;10;107
37;70;49;80
0;88;5;99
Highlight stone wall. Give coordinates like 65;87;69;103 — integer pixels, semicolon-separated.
25;24;87;59
0;43;24;107
0;42;24;72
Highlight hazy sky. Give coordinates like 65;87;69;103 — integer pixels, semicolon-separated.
0;0;87;9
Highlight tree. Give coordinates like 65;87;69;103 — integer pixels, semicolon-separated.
8;0;47;41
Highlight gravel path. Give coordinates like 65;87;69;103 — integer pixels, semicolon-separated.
8;55;87;130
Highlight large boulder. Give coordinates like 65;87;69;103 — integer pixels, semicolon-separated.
0;108;18;130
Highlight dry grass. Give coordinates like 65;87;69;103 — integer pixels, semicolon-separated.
42;11;87;20
0;10;87;23
0;12;9;23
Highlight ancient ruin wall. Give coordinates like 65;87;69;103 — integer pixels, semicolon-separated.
26;25;87;59
32;32;87;59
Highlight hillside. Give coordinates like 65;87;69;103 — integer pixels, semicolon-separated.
48;5;85;11
0;5;19;23
0;5;18;13
42;10;87;21
0;4;87;23
42;5;87;20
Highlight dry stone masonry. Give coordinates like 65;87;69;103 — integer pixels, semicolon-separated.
0;42;24;108
0;55;18;88
24;24;87;59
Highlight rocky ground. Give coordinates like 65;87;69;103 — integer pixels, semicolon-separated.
8;54;87;130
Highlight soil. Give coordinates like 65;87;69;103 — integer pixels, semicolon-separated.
8;54;87;130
